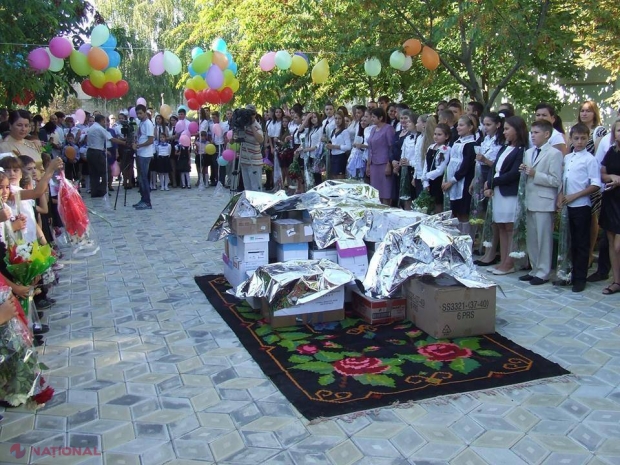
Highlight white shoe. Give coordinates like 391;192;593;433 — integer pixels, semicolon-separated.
160;187;165;191
486;266;497;273
164;187;170;191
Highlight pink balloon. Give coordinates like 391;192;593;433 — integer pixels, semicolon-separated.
212;123;222;137
136;97;147;106
49;37;73;59
129;107;137;118
78;43;91;54
206;65;224;89
260;51;276;72
175;121;185;133
28;48;50;71
75;109;86;125
149;52;165;76
111;162;120;177
222;149;236;162
182;129;191;137
179;134;191;147
188;121;199;134
226;130;233;141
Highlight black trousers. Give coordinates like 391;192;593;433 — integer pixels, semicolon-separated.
87;148;107;197
568;205;591;283
596;229;610;275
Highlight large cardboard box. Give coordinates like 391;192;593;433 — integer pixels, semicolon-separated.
351;289;407;324
309;246;338;263
228;234;269;266
260;286;345;327
276;242;309;262
271;219;314;244
262;307;345;328
404;276;496;339
230;215;271;236
336;239;369;279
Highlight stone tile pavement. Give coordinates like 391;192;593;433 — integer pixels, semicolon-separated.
1;180;619;465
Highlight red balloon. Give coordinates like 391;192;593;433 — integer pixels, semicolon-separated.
220;87;233;104
102;82;116;100
196;89;207;105
184;89;197;101
205;88;220;105
81;79;98;97
116;80;129;97
187;98;200;110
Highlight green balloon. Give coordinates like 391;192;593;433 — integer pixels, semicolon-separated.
70;50;92;77
192;50;212;74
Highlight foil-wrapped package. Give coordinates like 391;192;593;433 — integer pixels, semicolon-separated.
233;259;355;312
363;213;494;297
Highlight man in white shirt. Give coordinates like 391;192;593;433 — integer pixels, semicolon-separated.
321;102;336;139
86;114;113;198
132;104;155;210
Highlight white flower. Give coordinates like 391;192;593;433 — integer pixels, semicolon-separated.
483;241;493;248
509;251;526;259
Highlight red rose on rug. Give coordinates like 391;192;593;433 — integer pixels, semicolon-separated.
333;357;389;376
418;343;472;362
297;344;319;355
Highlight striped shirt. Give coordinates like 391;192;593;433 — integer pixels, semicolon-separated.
239;121;263;166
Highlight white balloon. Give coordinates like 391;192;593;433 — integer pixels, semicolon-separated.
399;56;413;72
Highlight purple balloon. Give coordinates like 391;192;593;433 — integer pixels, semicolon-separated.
222;149;235;162
49;37;73;59
175;121;185;133
129;107;137;118
188;121;199;134
149;52;165;76
294;52;309;63
206;65;224;89
78;43;92;54
28;48;50;71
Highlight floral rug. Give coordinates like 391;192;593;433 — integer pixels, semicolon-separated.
195;275;570;420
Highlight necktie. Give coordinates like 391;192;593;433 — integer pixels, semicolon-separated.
533;148;541;163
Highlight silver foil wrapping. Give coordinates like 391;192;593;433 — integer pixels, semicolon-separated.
233;259;355;312
363;212;495;297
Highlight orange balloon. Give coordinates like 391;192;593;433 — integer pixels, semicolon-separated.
403;38;422;57
212;51;229;70
65;146;76;161
421;46;440;70
87;47;109;71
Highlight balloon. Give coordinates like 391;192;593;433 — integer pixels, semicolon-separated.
403;38;422;57
78;43;91;54
80;79;98;97
212;51;228;70
191;47;204;60
204;88;221;105
163;51;182;75
160;104;172;119
421;46;440;70
187;98;200;110
105;67;122;83
217;156;228;166
191;75;207;91
179;134;191;147
206;144;216;155
260;51;276;72
223;69;235;86
399;56;413;72
175;121;186;133
229;142;240;151
46;49;64;72
196;89;208;105
65;146;76;161
364;58;381;77
90;70;106;88
188;121;199;134
70;50;91;76
274;50;292;70
230;78;240;93
207;125;219;139
188;63;198;77
111;161;120;177
222;149;235;162
49;37;73;59
88;47;109;70
389;51;406;70
107;50;121;68
28;48;50;71
182;129;191;137
136;97;147;106
220;87;233;104
290;55;308;76
192;50;212;74
311;58;329;84
212;37;227;53
75;109;86;125
149;52;165;75
295;52;310;63
206;65;224;89
226;130;233;141
228;61;238;75
129;107;137;118
90;24;110;47
101;34;117;52
116;80;129;96
102;82;117;99
184;89;197;101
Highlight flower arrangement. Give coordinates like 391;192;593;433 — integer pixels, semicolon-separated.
412;190;435;214
481;198;494;249
509;172;528;259
262;157;273;173
5;241;56;286
288;158;301;181
469;163;486;227
57;171;90;241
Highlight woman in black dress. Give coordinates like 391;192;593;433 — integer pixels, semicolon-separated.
600;119;620;295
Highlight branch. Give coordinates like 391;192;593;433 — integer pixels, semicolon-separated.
458;0;483;102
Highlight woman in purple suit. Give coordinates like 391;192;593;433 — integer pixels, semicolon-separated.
366;108;395;205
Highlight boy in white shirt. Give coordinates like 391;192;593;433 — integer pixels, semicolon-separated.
557;123;602;292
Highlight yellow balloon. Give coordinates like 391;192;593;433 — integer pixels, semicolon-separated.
90;70;106;89
290;55;308;76
223;69;235;86
186;78;196;91
192;75;207;91
104;67;122;83
312;58;329;84
206;144;216;155
230;78;239;93
160;104;172;119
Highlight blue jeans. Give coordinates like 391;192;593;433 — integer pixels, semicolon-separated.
136;156;152;205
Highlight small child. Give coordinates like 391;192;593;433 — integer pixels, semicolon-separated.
557;123;602;292
156;133;171;191
421;123;451;213
175;142;192;189
62;132;81;183
194;131;208;186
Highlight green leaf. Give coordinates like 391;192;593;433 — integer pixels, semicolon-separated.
280;332;313;341
339;317;360;329
381;358;407;366
477;350;502;357
397;354;428;363
255;325;272;337
278;340;297;351
355;373;395;387
363;332;376;339
38;363;49;370
449;358;481;374
292;361;334;374
318;374;336;386
314;351;347;362
384;365;403;376
456;338;481;350
263;335;280;345
289;354;313;364
424;360;443;370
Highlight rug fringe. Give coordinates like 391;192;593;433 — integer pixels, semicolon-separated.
306;373;578;424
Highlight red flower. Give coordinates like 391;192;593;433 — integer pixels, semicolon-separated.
418;343;472;362
333;357;389;376
297;344;318;355
32;386;54;404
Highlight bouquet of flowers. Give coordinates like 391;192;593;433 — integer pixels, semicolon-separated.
5;241;56;286
555;205;572;283
481;197;494;249
313;142;327;174
509;172;528;259
412;189;435;214
469;162;486;227
288;158;301;181
0;281;54;408
57;171;89;240
442;170;451;213
262;157;273;173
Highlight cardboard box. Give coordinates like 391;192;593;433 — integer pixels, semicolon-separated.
336;239;369;279
309;247;338;263
261;285;345;320
228;235;269;266
262;307;345;328
351;289;407;324
276;242;309;262
230;215;271;236
404;276;496;339
271;219;314;244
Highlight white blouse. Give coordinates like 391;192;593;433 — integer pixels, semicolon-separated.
479;134;501;165
267;120;282;138
422;144;450;187
329;129;352;155
288;121;301;145
413;133;425;180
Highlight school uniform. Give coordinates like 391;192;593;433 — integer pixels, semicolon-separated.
446;134;477;216
422;144;450;204
523;142;563;280
487;146;524;223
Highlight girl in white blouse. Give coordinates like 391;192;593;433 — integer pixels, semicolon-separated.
297;112;323;186
326;111;352;179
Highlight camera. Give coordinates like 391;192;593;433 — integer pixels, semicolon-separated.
119;120;136;139
231;108;254;131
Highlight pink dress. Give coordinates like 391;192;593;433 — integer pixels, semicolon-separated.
367;124;395;198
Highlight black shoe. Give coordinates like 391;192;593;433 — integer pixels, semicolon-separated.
519;274;534;282
587;272;609;283
48;298;57;304
34;336;44;347
33;324;50;335
474;257;500;266
530;277;549;285
35;299;52;310
132;201;142;207
572;281;586;293
38;311;45;320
